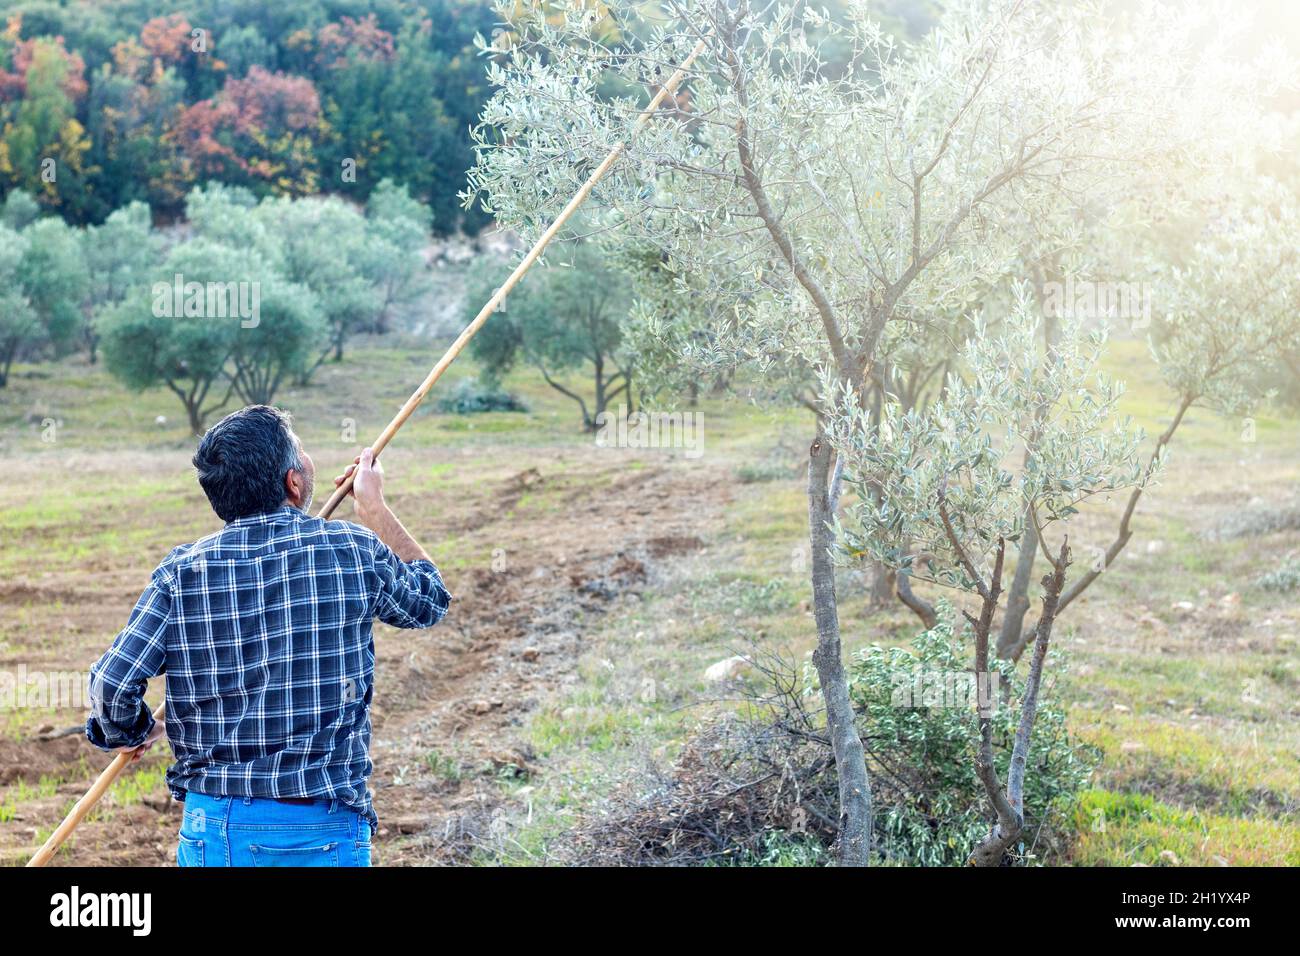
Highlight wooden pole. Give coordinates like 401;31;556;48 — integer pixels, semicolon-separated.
27;702;167;867
26;37;707;867
315;36;708;520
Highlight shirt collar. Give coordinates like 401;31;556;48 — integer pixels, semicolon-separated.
225;505;309;528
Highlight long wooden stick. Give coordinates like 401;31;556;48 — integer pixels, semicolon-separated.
316;36;708;520
26;38;707;867
27;702;166;867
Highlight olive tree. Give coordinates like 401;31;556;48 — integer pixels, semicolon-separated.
832;302;1144;864
168;238;323;409
995;178;1300;662
182;182;261;244
362;179;434;334
466;0;1197;863
82;201;163;364
0;225;36;388
468;233;633;428
184;182;431;369
1;189;40;230
100;238;322;433
99;284;236;436
250;195;381;370
986;7;1297;658
16;216;88;362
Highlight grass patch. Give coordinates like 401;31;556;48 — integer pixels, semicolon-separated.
1070;788;1300;866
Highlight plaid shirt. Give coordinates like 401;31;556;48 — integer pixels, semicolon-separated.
86;506;451;828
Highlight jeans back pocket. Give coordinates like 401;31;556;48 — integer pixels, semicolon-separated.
248;842;341;867
177;835;206;868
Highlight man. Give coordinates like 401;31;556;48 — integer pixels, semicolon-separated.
86;405;450;867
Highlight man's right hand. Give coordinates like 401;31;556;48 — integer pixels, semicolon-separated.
334;447;432;563
335;448;386;521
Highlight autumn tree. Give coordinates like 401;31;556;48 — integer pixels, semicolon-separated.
0;35;92;214
319;10;497;229
83;25;196;218
0;4;499;232
174;66;323;196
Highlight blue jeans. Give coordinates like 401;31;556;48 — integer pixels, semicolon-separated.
177;792;372;867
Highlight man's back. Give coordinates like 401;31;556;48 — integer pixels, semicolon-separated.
88;505;451;827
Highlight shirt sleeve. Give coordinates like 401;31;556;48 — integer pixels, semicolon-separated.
370;539;452;629
85;573;170;751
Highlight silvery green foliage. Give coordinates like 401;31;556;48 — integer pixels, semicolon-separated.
1258;558;1300;593
466;0;1202;388
82;202;162;307
614;232;816;404
1152;179;1300;416
0;224;37;383
16;217;89;351
184;183;262;245
250;195;384;348
830;296;1144;592
1;189;40;230
362;180;435;321
846;611;1095;865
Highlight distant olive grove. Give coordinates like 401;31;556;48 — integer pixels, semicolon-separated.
0;180;432;434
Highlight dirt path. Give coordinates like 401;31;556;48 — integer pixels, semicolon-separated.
0;452;728;866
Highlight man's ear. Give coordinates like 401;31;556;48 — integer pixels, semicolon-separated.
284;468;303;506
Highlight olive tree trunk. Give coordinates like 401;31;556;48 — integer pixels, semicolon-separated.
808;434;873;865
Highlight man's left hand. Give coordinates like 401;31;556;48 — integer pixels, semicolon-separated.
112;719;167;762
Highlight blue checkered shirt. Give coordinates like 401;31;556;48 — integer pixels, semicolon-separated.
86;506;451;827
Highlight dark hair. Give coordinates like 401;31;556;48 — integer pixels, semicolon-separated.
193;405;303;522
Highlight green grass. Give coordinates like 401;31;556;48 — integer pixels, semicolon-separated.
1070;789;1300;866
1075;711;1299;815
423;749;464;783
